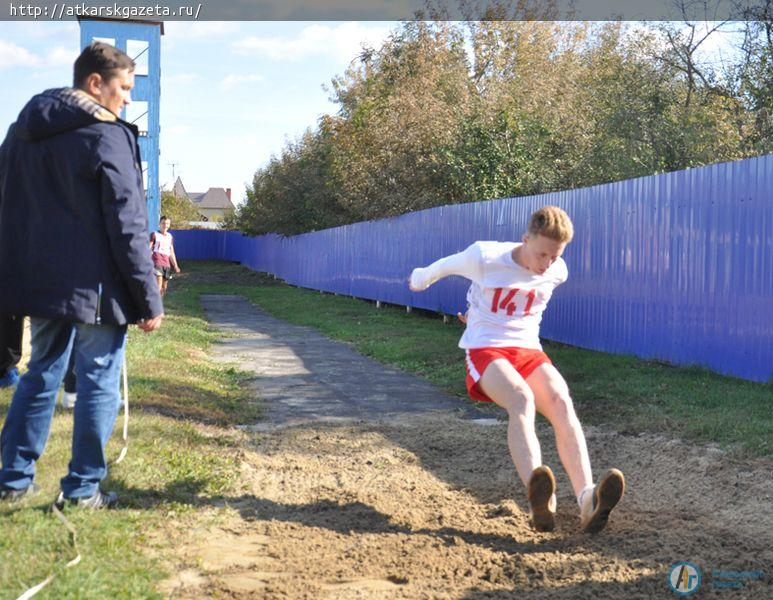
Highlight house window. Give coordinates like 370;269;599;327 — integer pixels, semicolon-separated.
125;101;149;136
141;161;148;190
127;40;149;76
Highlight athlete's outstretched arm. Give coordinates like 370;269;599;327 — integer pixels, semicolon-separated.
409;243;482;291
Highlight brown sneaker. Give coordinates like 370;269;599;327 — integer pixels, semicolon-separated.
580;469;625;534
527;465;557;532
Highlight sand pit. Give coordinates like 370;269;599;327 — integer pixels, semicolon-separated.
159;296;771;598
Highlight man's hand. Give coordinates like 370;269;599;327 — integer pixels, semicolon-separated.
174;266;181;274
457;312;468;324
137;314;164;332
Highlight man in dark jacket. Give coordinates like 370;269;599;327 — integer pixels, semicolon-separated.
0;42;164;508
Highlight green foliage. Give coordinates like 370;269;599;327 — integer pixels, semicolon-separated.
160;189;202;229
236;18;770;236
220;208;240;230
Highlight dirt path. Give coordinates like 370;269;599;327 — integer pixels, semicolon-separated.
162;295;772;599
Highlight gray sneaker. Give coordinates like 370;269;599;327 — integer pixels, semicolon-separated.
0;483;40;503
58;490;118;510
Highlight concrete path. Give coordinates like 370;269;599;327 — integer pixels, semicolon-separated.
200;295;484;429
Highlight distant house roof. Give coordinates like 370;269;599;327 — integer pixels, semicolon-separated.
172;177;188;199
189;188;234;210
173;176;235;211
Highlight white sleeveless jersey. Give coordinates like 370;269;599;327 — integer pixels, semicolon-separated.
410;241;568;350
151;230;173;256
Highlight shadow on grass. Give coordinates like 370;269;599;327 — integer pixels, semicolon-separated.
107;475;212;507
129;376;261;427
172;263;278;289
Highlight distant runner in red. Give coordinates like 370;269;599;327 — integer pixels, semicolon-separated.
409;206;624;534
149;215;181;297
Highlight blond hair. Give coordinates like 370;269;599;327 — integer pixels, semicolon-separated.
527;206;574;243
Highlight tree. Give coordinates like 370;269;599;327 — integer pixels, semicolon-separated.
731;0;773;153
327;21;473;220
160;187;202;228
236;17;767;237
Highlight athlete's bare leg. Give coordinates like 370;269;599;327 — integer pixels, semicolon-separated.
527;363;593;500
478;359;542;486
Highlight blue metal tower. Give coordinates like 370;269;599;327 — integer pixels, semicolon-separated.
78;18;163;230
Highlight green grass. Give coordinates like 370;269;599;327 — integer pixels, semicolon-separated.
0;276;259;598
178;260;773;458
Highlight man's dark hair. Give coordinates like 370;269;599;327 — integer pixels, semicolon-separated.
73;42;135;88
160;215;169;221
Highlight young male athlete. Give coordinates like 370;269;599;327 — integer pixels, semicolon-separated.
149;215;180;297
409;206;624;533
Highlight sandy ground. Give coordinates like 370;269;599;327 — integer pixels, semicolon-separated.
159;416;772;599
157;297;772;599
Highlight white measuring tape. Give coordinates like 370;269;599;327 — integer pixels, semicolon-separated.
16;355;130;600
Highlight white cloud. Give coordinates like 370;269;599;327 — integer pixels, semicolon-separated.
0;39;42;68
165;72;201;84
232;22;392;64
9;22;79;40
220;73;265;90
46;46;78;67
0;40;81;70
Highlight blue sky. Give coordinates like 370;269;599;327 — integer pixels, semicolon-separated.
0;21;396;205
0;21;740;207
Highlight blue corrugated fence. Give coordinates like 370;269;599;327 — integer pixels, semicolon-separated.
173;154;772;383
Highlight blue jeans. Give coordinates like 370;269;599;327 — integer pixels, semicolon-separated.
0;318;126;498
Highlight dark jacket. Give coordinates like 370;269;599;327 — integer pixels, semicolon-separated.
0;88;163;325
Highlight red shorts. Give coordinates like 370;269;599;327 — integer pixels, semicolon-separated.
464;347;552;403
